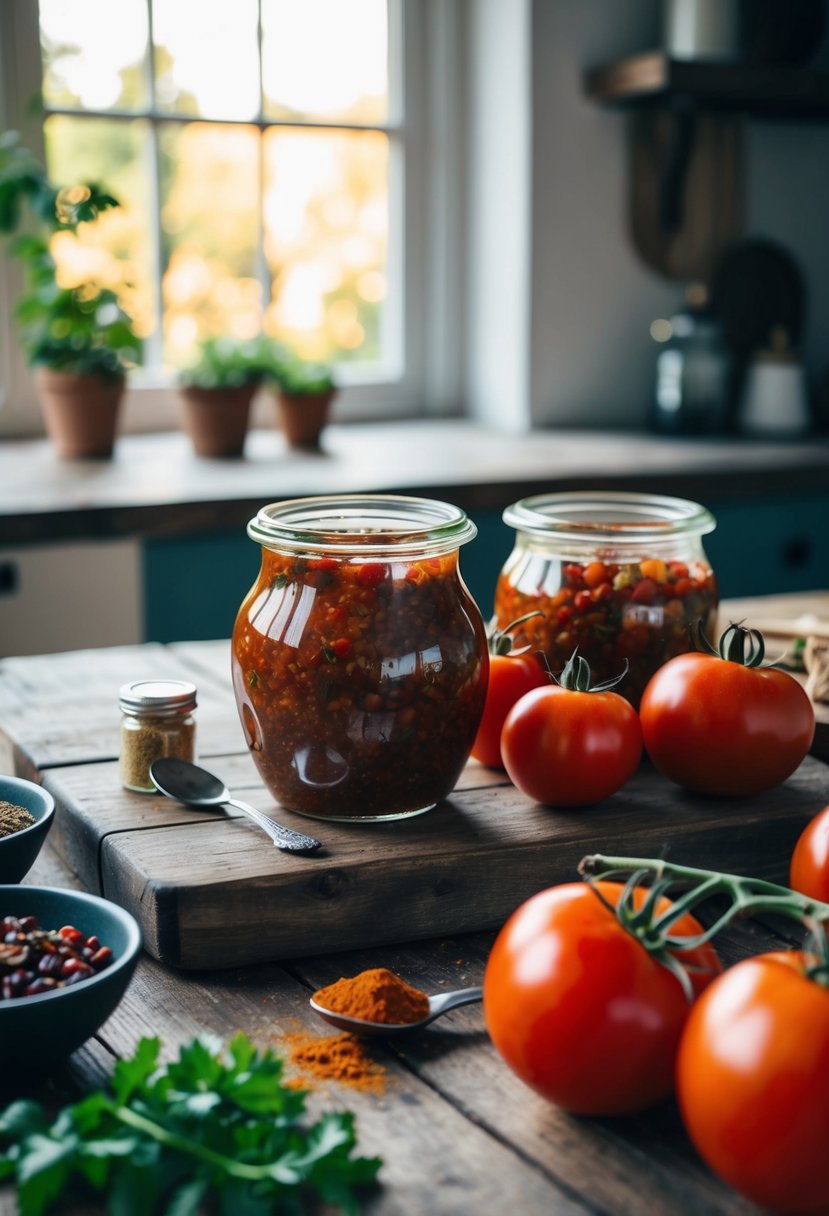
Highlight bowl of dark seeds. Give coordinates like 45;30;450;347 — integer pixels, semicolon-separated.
0;886;141;1068
0;776;55;883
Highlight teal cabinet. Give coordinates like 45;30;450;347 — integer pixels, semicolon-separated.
705;493;829;598
143;533;259;643
142;493;829;643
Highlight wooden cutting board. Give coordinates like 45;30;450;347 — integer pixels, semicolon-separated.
720;590;829;645
43;750;829;969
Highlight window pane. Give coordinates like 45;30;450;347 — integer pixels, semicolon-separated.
152;0;260;120
39;0;149;111
262;0;388;124
262;129;388;364
159;123;262;367
43;116;156;342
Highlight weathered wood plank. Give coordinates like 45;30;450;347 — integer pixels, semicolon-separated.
0;644;237;771
39;751;829;967
290;919;787;1216
91;955;590;1214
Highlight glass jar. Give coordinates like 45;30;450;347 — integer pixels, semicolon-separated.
119;679;198;793
494;492;718;706
232;495;488;822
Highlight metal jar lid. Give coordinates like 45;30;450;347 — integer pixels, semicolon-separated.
118;679;198;716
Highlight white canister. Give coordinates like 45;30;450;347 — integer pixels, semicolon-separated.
664;0;742;61
739;352;811;436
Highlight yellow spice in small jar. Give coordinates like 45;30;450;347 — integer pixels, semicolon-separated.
119;679;197;793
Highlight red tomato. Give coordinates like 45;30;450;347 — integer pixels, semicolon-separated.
640;652;814;797
677;952;829;1213
484;881;721;1115
470;653;548;768
500;684;642;805
790;803;829;901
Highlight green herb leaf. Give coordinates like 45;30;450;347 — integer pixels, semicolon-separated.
0;1034;381;1215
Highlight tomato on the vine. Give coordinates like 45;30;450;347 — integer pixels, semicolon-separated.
471;614;548;769
640;622;815;797
483;880;721;1116
677;951;829;1213
790;802;829;901
500;651;641;806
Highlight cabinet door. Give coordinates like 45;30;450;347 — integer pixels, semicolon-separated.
706;494;829;598
0;541;141;658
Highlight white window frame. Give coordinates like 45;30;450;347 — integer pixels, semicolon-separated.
0;0;463;438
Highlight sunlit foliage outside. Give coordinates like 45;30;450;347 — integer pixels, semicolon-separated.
38;0;390;375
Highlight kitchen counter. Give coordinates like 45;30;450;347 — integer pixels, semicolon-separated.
3;422;829;651
2;420;829;544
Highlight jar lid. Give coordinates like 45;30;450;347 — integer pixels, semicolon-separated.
503;491;715;544
119;679;198;714
247;494;477;557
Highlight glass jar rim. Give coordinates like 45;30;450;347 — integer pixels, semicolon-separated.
503;491;716;543
247;494;477;557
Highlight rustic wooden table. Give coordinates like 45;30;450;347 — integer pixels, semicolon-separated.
1;629;828;1216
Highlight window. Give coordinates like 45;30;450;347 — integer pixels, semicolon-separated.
0;0;461;434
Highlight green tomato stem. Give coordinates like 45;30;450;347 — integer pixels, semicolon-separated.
579;853;829;951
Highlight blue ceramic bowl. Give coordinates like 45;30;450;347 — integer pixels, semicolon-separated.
0;776;55;883
0;886;142;1067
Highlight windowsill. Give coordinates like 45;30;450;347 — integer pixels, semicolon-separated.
2;418;828;545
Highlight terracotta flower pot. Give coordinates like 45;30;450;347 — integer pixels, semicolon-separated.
179;383;257;458
275;389;335;450
35;368;125;460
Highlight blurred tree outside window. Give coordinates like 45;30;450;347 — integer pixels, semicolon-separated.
37;0;392;380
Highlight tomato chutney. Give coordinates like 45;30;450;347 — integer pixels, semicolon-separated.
232;495;488;821
494;492;718;706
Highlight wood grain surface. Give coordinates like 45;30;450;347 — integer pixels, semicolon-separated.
0;635;821;1215
2;633;828;968
39;752;829;968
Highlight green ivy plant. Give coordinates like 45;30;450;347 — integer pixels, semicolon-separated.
252;337;335;397
179;337;267;390
180;335;335;398
270;352;335;397
0;131;141;382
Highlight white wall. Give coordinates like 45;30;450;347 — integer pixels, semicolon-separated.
467;0;829;432
464;0;533;431
530;0;672;429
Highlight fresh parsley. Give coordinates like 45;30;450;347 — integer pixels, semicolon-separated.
0;1033;381;1216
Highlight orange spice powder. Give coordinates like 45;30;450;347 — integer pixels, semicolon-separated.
312;967;429;1025
281;1030;386;1094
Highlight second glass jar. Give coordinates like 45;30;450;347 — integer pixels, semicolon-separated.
494;491;719;706
232;495;488;821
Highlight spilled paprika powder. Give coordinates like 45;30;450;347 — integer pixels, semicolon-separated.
313;967;430;1025
282;1031;386;1094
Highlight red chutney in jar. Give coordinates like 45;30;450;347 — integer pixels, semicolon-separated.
232;497;488;821
495;493;719;707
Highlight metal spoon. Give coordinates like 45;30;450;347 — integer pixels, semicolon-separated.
310;985;483;1037
149;757;322;853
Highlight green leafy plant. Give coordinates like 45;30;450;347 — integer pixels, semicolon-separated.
262;344;335;397
0;130;141;381
179;337;267;390
0;1032;381;1216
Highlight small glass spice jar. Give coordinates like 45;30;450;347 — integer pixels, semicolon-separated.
232;494;488;821
494;491;718;706
119;679;198;793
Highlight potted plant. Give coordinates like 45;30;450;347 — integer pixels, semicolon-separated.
266;349;337;450
178;337;264;458
0;132;141;459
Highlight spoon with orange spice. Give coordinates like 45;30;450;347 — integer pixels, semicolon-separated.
309;967;483;1037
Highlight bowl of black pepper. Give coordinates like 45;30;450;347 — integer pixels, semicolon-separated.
0;775;56;883
0;885;142;1071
